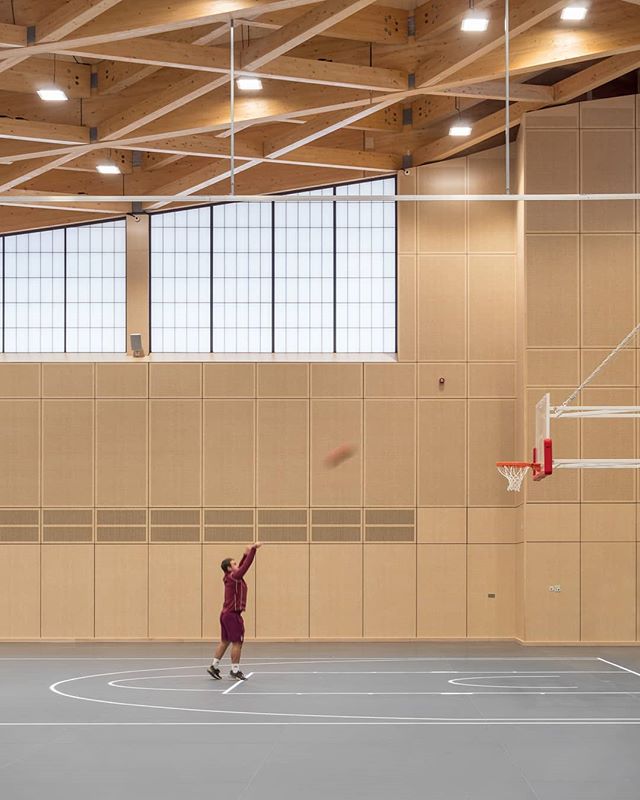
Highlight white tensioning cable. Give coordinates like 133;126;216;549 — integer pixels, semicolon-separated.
561;321;640;408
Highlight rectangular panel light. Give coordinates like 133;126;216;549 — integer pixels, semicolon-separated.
561;5;588;20
449;125;472;137
460;12;489;32
96;164;121;175
37;88;68;102
236;78;263;91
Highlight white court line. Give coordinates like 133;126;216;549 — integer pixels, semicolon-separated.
0;656;603;661
47;663;640;726
5;720;640;726
176;690;640;696
222;673;254;694
598;658;640;678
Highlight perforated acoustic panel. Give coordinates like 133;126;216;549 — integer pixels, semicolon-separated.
204;509;254;542
311;509;361;542
97;509;147;542
258;509;308;542
43;509;93;542
0;509;39;542
150;509;200;542
365;509;415;542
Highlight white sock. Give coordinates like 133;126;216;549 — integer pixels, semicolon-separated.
231;664;239;673
212;658;220;667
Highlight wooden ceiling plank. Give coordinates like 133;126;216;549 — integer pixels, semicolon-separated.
0;57;91;98
0;149;91;192
0;118;90;145
415;0;568;88
429;80;553;102
240;0;379;70
36;0;126;42
553;52;640;102
0;22;27;47
414;0;494;40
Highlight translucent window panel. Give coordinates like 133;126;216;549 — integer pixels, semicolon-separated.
4;228;65;352
212;202;272;353
335;176;396;353
274;187;334;353
150;207;211;352
66;220;126;352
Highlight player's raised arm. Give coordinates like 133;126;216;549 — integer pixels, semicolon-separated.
230;542;262;580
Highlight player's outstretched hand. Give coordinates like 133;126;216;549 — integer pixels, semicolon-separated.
254;542;263;549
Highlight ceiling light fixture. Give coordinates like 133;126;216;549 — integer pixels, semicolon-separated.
236;77;263;91
449;125;473;136
96;164;121;175
37;88;68;102
561;4;588;20
460;11;489;31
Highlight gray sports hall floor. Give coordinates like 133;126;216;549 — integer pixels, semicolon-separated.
2;641;640;799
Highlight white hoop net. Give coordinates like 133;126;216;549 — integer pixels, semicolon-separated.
497;464;530;492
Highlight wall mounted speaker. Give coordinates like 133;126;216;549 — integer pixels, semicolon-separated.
129;333;144;357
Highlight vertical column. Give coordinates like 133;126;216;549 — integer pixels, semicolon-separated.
126;214;150;355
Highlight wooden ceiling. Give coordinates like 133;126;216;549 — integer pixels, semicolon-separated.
0;0;639;230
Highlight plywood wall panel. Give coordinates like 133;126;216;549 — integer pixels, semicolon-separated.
468;364;515;398
581;542;636;642
255;544;309;638
149;400;202;507
397;168;416;253
258;364;308;397
581;130;635;232
582;388;636;502
364;544;416;637
468;508;517;544
149;544;201;638
365;400;415;507
526;235;579;347
417;159;466;253
41;544;94;638
525;504;580;542
417;544;466;637
96;400;147;507
467;544;515;638
468;400;515;507
525;542;580;642
524;129;578;232
149;364;202;397
580;95;636;128
468;147;516;252
581;349;635;387
310;544;362;638
204;400;254;507
0;545;40;638
204;364;255;397
398;254;417;361
311;399;362;507
364;364;415;397
95;545;148;638
96;364;147;397
310;364;362;398
203;544;256;639
0;400;39;506
0;364;39;397
42;364;93;398
418;400;465;507
257;400;308;507
468;255;516;360
42;400;93;507
582;235;635;347
417;507;466;543
527;350;579;388
417;254;466;361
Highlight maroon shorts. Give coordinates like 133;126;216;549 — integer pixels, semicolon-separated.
220;611;245;643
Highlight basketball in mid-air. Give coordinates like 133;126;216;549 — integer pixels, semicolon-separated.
324;443;356;468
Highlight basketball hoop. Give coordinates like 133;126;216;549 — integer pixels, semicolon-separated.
496;462;532;492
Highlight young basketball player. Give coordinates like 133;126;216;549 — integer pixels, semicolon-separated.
207;542;262;681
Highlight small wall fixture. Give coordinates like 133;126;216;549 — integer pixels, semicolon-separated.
129;333;145;357
37;88;68;102
236;77;262;91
